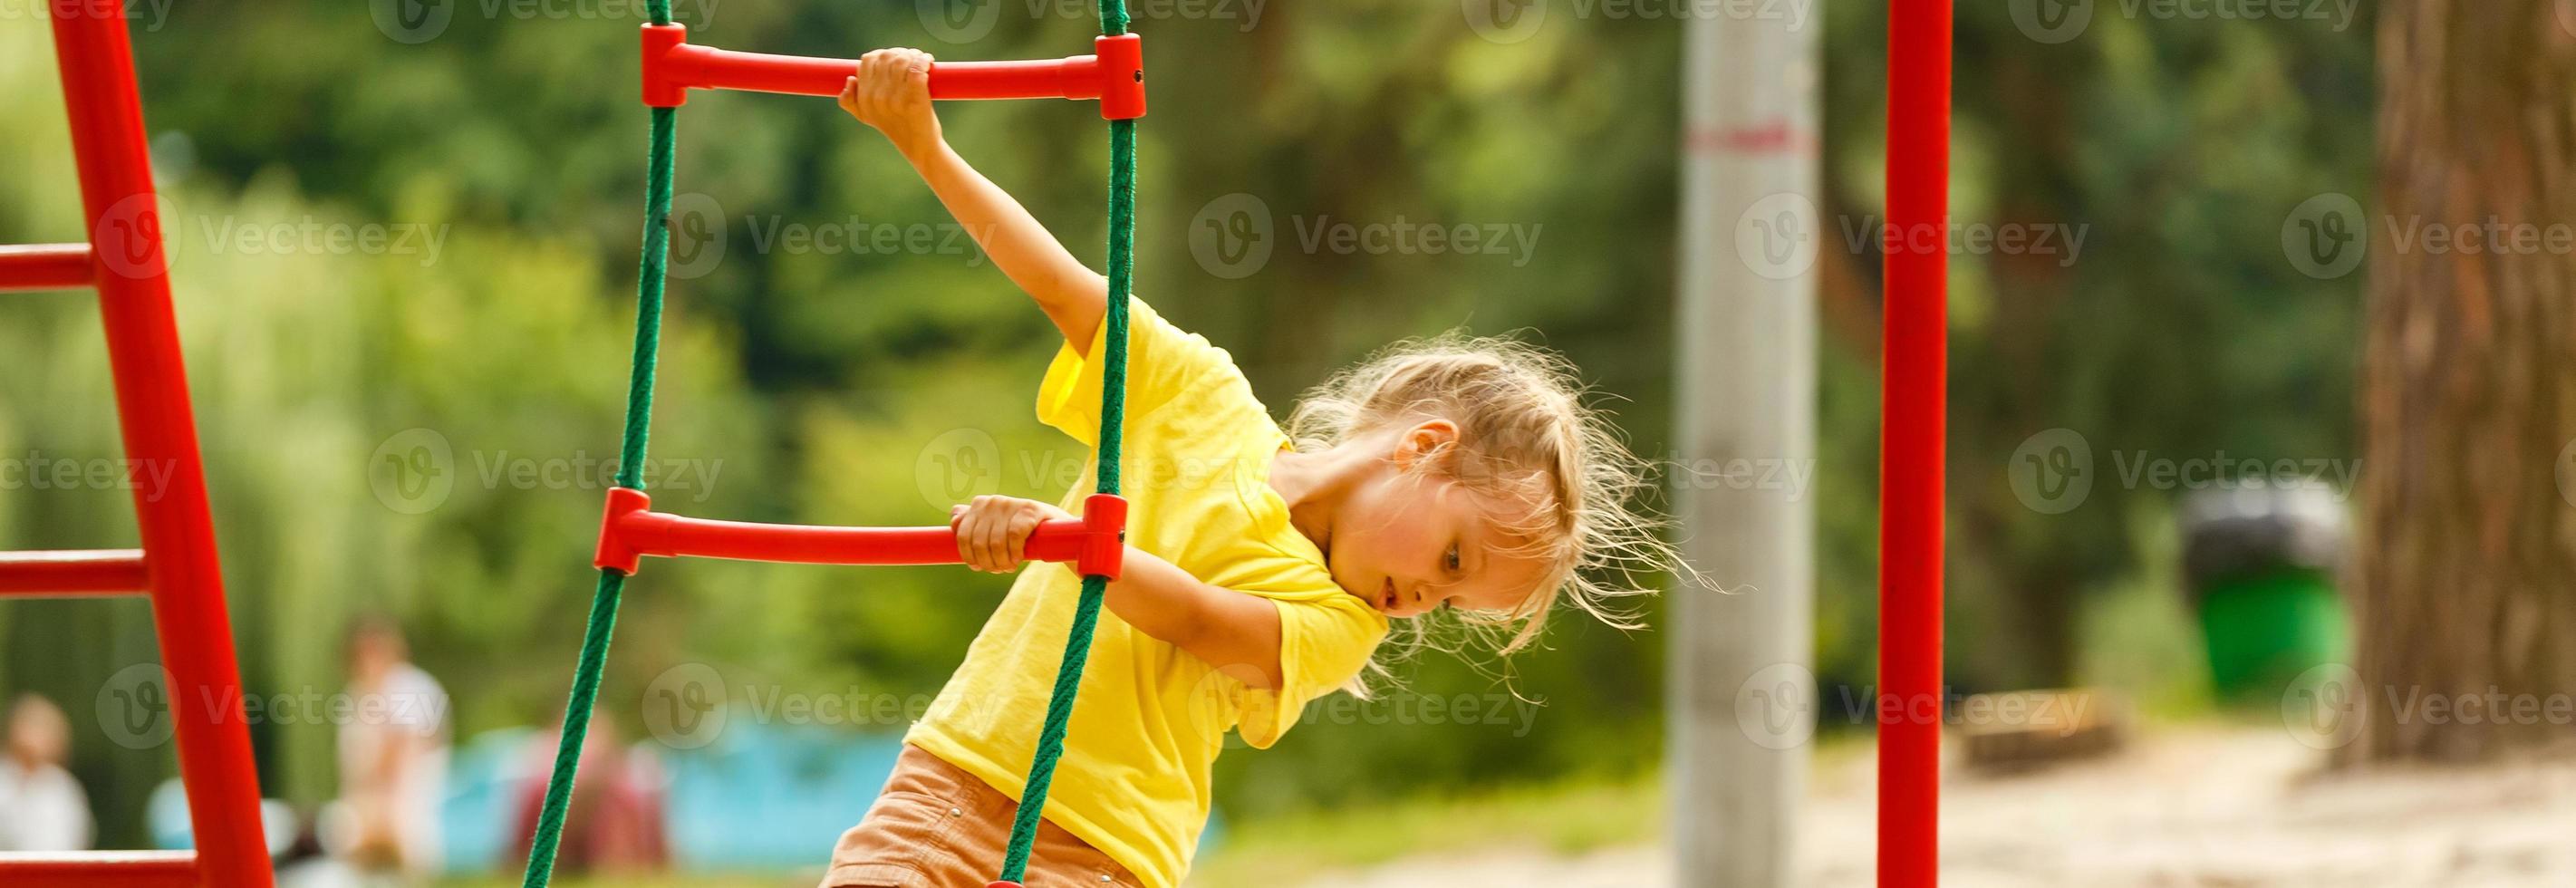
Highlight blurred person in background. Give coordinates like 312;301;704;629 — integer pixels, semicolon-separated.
0;693;92;851
508;711;670;875
324;617;449;885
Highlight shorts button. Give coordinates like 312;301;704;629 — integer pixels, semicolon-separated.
1098;875;1113;883
949;806;963;816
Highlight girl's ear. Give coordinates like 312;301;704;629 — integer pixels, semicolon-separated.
1391;419;1460;471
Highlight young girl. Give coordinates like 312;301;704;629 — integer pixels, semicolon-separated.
825;48;1684;888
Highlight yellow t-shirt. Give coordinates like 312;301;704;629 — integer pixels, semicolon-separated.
905;297;1389;888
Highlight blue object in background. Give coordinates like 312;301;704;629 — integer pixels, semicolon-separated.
156;716;1231;874
660;719;906;869
441;727;539;872
439;719;903;872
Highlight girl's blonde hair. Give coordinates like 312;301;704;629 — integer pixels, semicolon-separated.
1286;333;1700;659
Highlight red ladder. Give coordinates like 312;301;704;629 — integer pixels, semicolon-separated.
0;5;272;888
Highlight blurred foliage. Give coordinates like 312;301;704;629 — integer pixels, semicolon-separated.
0;0;2368;851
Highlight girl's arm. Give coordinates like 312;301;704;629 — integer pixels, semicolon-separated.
840;48;1110;352
953;496;1287;689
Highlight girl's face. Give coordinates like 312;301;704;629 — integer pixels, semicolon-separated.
1327;422;1555;620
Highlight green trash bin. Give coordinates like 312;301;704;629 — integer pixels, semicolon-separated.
2181;486;2352;701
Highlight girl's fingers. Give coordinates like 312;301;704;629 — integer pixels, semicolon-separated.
980;504;1011;572
970;497;1004;571
1006;507;1033;566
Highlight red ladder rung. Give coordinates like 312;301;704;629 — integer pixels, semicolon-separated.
0;243;95;292
592;487;1127;579
0;548;150;596
0;851;198;888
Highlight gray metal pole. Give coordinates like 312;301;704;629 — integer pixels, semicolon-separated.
1669;4;1819;886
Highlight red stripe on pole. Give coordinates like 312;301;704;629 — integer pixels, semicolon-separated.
1878;1;1949;886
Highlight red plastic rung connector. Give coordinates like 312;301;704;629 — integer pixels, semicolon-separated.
593;487;1126;579
640;24;1145;120
0;243;95;292
0;548;150;596
0;850;200;887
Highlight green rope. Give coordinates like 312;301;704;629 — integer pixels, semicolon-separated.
518;3;674;885
997;5;1135;881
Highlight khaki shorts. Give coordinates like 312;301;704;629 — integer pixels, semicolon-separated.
822;745;1143;888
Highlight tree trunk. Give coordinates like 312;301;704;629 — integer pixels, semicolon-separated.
2352;0;2576;762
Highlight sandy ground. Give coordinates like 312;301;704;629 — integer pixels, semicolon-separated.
1295;727;2576;887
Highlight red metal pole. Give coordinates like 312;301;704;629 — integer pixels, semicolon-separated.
1878;1;1950;886
48;5;274;887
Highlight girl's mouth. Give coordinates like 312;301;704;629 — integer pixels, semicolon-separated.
1379;578;1396;613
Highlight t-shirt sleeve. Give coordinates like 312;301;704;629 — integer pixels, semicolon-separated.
1234;592;1388;748
1036;297;1235;445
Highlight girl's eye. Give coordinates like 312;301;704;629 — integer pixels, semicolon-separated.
1444;544;1462;574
